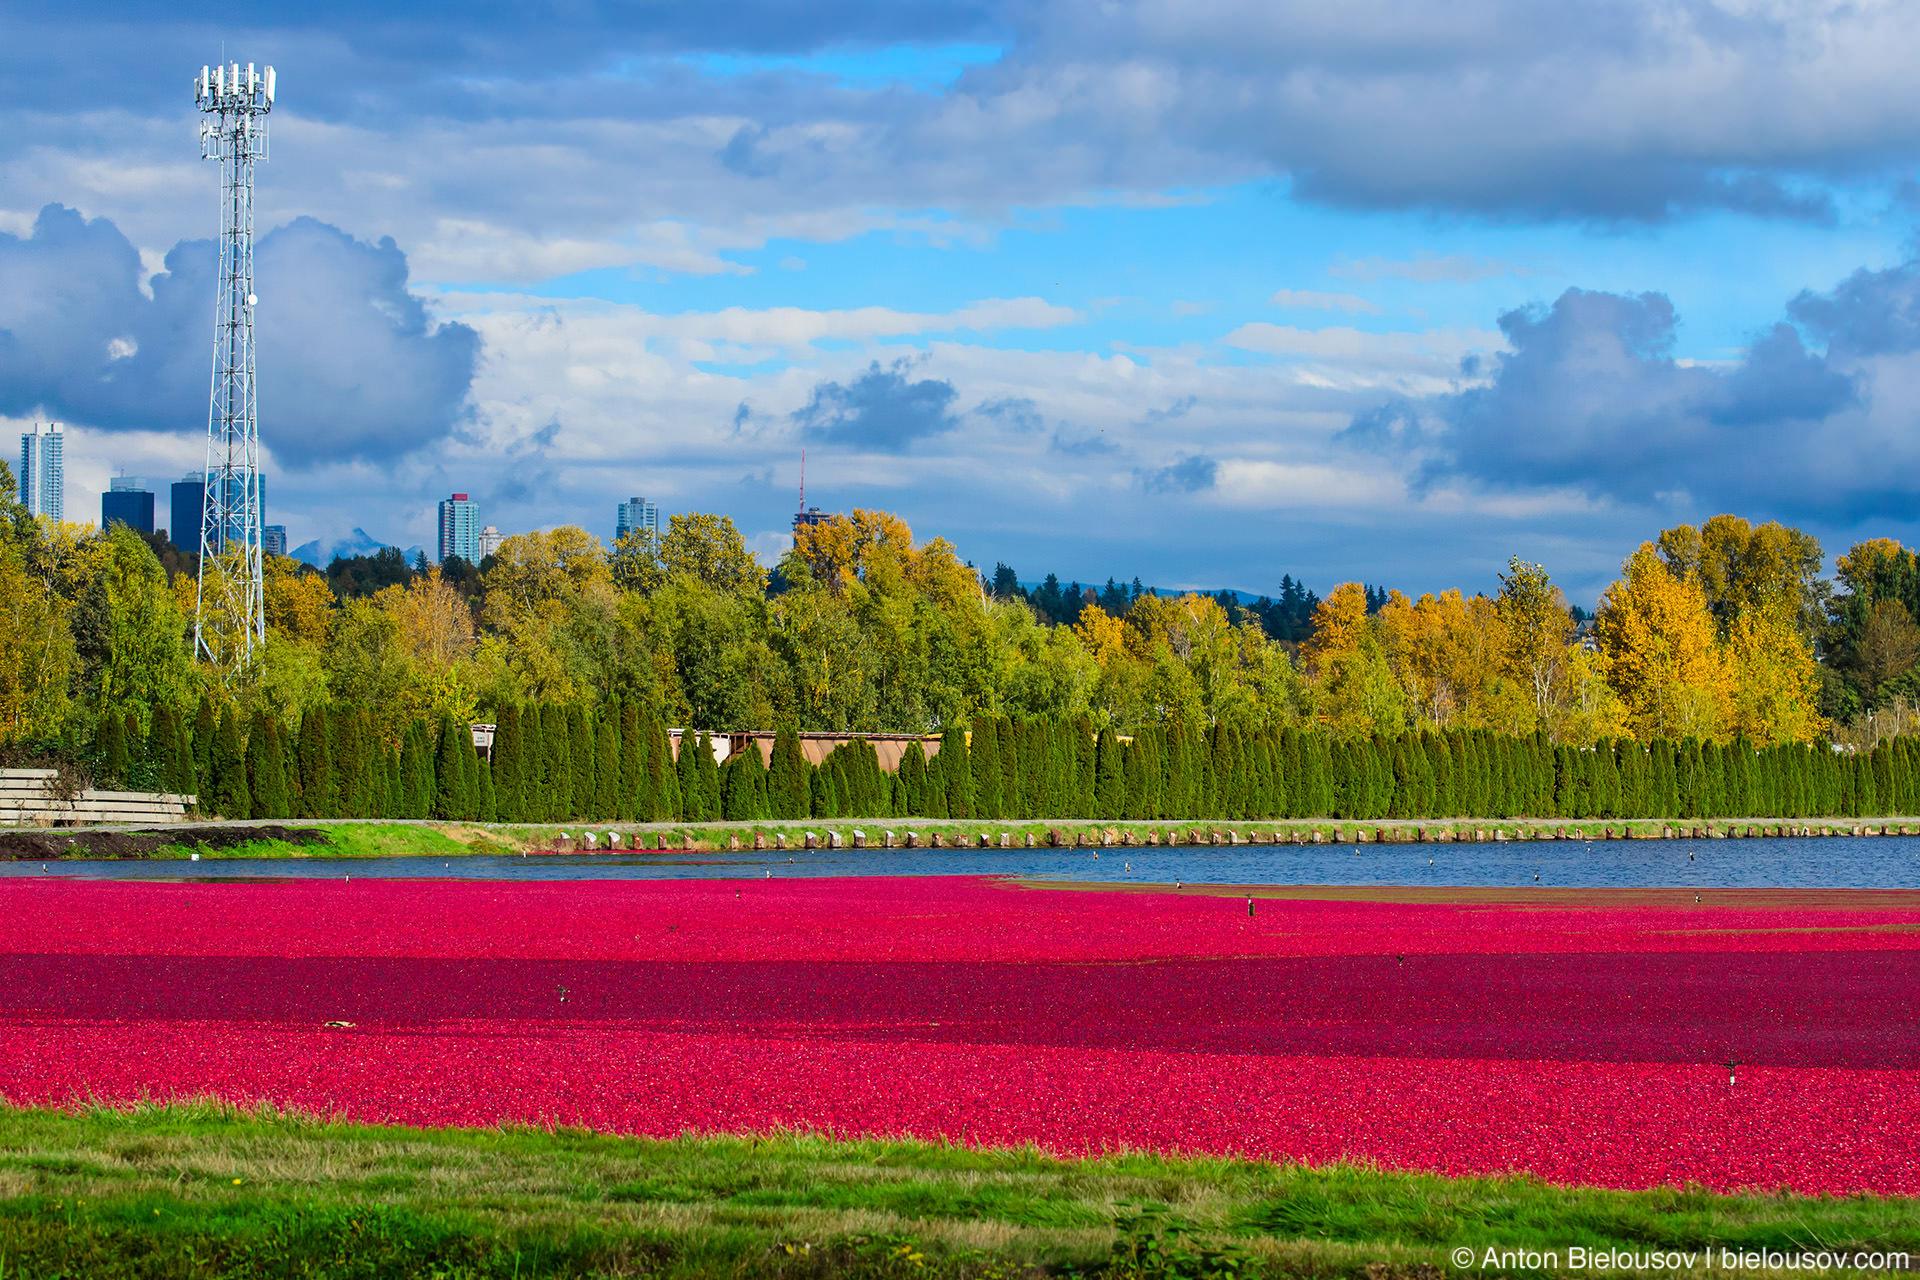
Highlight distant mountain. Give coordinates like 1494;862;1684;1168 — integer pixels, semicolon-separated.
291;528;425;568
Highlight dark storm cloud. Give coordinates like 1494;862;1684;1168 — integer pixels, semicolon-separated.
1139;453;1217;494
792;359;960;452
9;1;1920;229
0;2;1001;120
1337;262;1920;519
0;205;478;466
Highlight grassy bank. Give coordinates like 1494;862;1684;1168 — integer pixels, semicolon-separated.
0;1103;1915;1278
12;813;1920;861
150;813;1920;860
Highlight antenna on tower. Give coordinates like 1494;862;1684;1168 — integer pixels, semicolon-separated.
799;449;805;512
192;56;274;678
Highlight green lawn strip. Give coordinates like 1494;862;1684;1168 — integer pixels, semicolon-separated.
1;1103;1914;1277
145;824;518;861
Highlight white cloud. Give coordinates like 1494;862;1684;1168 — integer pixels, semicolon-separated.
1218;321;1504;391
1211;459;1401;508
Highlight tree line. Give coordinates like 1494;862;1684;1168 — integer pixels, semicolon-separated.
7;450;1920;813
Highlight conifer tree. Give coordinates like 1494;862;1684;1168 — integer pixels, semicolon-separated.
207;706;249;819
617;704;641;822
451;721;478;821
244;710;288;819
95;710;129;787
749;736;774;818
295;706;333;818
673;733;701;821
566;706;593;820
187;696;214;797
941;726;972;818
1387;738;1413;819
720;754;749;819
476;755;497;822
898;739;928;816
808;763;832;818
432;716;467;819
996;719;1021;818
972;719;1005;819
1093;727;1123;819
692;731;720;819
385;745;406;819
1121;735;1148;819
770;727;809;818
330;711;361;818
411;720;436;818
491;705;522;823
536;704;563;821
591;713;618;820
924;742;950;818
167;706;197;797
1016;721;1043;817
651;722;679;821
146;706;175;794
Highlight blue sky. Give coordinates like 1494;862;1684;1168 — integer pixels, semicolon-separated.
8;3;1920;604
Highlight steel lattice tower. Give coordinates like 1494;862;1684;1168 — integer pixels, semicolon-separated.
193;60;275;674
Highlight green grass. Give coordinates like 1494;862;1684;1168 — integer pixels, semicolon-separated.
0;1102;1914;1277
149;824;520;861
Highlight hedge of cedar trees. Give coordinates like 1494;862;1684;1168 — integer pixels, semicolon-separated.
90;699;1920;824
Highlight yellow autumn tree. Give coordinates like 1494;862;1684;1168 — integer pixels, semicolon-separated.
1300;581;1370;674
1377;588;1514;730
265;557;336;644
1553;644;1630;744
0;537;75;743
1724;603;1827;745
1594;543;1733;741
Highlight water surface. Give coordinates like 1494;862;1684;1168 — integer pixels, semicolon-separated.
5;834;1917;888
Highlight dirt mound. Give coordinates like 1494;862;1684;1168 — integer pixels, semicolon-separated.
0;825;333;862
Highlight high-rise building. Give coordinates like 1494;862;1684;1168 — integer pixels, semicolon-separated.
438;492;480;564
19;422;63;521
101;476;155;533
477;525;504;560
170;475;205;554
793;506;830;535
168;473;265;557
263;525;287;558
615;496;659;544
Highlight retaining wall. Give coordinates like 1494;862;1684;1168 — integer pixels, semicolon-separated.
0;770;197;826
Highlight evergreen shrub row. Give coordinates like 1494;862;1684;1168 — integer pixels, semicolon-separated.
89;703;1920;823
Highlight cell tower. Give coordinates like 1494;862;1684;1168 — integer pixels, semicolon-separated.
193;59;275;674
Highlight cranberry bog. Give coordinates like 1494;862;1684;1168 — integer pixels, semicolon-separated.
3;876;1917;1197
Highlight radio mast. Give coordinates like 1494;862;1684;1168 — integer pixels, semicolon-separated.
192;59;275;675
